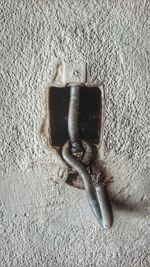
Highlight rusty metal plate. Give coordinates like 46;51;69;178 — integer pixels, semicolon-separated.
48;84;103;148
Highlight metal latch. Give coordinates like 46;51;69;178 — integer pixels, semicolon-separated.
47;64;113;229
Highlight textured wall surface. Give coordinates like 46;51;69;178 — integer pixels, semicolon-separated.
0;0;150;266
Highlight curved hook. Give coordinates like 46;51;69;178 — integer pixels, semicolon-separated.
62;141;113;229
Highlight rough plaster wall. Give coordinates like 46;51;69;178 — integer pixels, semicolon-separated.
0;0;150;266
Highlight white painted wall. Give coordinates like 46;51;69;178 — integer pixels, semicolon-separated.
1;0;150;266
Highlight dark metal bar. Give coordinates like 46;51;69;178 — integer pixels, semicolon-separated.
62;141;113;229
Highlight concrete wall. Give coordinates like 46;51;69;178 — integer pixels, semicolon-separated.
1;0;150;266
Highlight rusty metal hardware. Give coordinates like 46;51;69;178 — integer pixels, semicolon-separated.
62;84;113;229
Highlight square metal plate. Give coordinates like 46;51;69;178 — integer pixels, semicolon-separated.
48;85;102;148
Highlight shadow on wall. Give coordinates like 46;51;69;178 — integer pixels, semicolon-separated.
108;182;149;216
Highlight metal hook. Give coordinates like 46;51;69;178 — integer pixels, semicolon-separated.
62;83;113;229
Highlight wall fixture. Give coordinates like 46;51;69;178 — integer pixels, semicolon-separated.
47;63;113;229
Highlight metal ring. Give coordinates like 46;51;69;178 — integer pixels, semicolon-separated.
67;139;92;166
80;140;93;165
